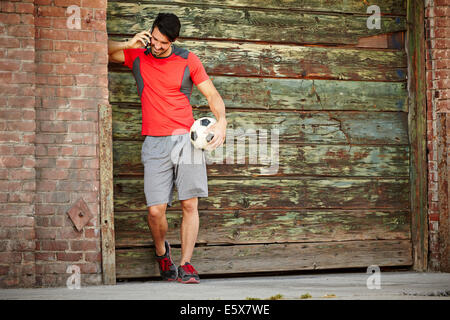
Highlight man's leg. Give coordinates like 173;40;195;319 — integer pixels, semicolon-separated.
147;203;168;256
180;197;199;265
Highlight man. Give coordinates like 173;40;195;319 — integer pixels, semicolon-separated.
108;13;227;284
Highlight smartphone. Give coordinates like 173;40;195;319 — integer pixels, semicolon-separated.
145;28;152;49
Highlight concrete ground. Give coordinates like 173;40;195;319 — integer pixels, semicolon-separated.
1;271;450;300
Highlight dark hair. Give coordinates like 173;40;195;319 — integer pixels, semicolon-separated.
151;13;181;42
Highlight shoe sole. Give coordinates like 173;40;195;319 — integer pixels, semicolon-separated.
177;277;200;284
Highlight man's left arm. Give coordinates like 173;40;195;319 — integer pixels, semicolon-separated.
196;79;227;150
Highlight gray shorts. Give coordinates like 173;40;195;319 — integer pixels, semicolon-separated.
141;133;208;207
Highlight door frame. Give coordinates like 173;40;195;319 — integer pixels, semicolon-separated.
406;0;429;271
99;103;116;285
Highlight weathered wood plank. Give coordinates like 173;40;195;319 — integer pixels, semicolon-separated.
357;32;405;49
98;104;116;285
107;2;406;45
113;141;410;178
107;0;407;16
114;209;411;248
112;106;410;145
108;40;407;82
407;0;428;271
108;73;408;112
113;177;410;211
115;240;413;278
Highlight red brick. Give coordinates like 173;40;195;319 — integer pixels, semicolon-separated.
35;63;54;74
56;252;83;261
51;17;71;29
39;28;67;40
0;13;21;25
54;0;81;6
39;168;69;180
68;122;96;133
0;60;20;71
81;0;106;9
436;99;450;112
83;87;108;98
35;39;53;50
59;76;75;86
434;6;450;17
76;146;96;157
53;41;82;52
41;97;68;108
7;96;35;107
81;42;106;54
69;52;95;64
6;48;35;61
67;30;95;42
435;59;450;69
79;262;99;274
35;16;52;28
7;121;36;132
70;240;97;251
434;70;450;80
37;6;67;18
0;216;17;227
40;240;68;251
84;228;99;239
0;252;22;264
15;2;34;14
0;133;20;143
53;64;83;75
438;89;450;99
56;111;82;121
58;227;83;239
84;252;101;262
60;146;75;156
6;24;34;37
434;27;450;39
35;252;56;261
39;121;68;133
1;157;23;168
56;87;82;98
9;169;35;180
35;227;57;240
94;31;107;43
1;2;15;13
0;37;20;48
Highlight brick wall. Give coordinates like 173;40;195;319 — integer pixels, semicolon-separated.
425;0;450;272
0;0;108;287
0;0;37;287
1;0;449;288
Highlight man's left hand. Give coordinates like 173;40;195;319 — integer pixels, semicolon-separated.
206;119;227;150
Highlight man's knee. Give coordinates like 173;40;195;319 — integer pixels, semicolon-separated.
181;197;198;215
147;203;167;220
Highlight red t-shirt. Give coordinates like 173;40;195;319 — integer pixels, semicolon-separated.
123;45;210;136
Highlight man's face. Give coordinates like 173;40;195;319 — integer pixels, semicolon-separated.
150;26;172;57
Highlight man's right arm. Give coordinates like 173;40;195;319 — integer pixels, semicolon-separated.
108;31;153;63
108;40;128;63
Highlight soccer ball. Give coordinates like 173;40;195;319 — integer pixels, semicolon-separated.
190;117;216;150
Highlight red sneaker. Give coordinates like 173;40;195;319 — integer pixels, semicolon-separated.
155;241;178;281
177;262;200;284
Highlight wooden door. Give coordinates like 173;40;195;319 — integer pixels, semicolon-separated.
107;0;412;279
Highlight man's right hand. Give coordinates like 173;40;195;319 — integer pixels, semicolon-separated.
108;30;153;63
126;30;152;49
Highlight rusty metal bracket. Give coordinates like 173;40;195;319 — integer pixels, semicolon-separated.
67;198;94;232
